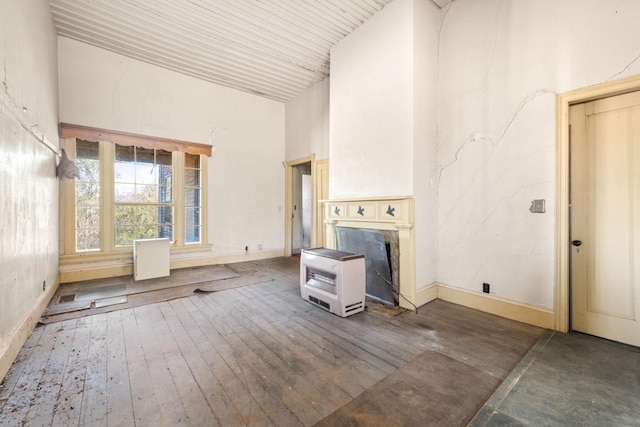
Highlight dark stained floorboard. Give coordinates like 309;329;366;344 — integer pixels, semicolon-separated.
0;256;544;426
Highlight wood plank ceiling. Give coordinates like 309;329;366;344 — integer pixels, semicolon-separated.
48;0;402;102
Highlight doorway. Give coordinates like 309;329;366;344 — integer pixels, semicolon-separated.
556;74;640;341
291;162;312;254
283;155;315;257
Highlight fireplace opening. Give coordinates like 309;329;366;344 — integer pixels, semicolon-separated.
336;227;399;306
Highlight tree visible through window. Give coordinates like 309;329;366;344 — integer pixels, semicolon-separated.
75;140;100;251
114;145;173;246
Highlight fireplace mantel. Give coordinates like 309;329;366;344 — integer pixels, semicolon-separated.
323;196;415;310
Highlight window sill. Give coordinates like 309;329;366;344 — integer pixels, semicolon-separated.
60;243;212;265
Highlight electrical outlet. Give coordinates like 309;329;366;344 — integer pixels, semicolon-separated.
257;243;263;250
245;245;248;252
482;282;490;294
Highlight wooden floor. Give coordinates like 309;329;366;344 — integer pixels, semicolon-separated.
0;257;543;426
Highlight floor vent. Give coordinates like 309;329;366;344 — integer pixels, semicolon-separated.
58;294;76;304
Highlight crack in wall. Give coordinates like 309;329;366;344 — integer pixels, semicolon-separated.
458;179;552;287
433;89;554;189
2;41;7;95
434;0;455;196
138;69;154;133
468;253;498;289
607;51;640;81
481;0;505;89
112;62;130;114
475;180;551;235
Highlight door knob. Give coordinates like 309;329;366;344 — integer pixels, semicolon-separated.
572;240;582;247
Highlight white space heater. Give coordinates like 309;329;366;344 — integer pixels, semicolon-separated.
133;238;170;281
300;248;365;317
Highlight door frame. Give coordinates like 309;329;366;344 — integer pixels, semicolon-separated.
283;154;315;257
555;74;640;332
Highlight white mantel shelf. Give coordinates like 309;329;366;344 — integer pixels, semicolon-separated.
323;196;416;310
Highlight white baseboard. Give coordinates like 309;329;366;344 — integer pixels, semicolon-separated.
60;249;285;283
414;282;554;330
0;275;60;381
413;283;439;307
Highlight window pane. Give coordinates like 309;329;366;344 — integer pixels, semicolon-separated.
185;169;200;187
77;228;100;251
114;161;135;183
76;181;100;205
159;186;172;203
158;206;173;224
115;226;135;246
115;204;173;246
115;183;136;203
185;188;200;207
136;223;157;239
77;158;100;181
112;145;178;248
76;206;99;229
136;162;156;184
159;165;172;187
184;154;202;244
157;150;172;165
185;153;200;169
186;226;200;244
136;184;157;202
158;225;173;240
77;139;99;159
115;206;137;226
75;140;101;252
115;144;135;162
137;205;158;223
136;147;154;164
186;207;200;227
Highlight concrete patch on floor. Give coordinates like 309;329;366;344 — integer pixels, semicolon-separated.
469;330;640;427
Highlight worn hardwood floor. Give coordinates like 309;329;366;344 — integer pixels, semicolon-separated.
0;257;543;426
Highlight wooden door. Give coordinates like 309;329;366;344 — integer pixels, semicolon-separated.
570;90;640;346
315;159;329;248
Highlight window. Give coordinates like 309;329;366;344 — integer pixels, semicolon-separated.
185;153;201;244
114;145;174;246
66;138;207;254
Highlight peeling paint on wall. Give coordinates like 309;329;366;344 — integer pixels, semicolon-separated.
0;0;59;369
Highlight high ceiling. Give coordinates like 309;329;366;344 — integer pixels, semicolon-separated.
49;0;452;102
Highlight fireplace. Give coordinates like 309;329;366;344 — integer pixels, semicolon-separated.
324;197;415;310
335;227;399;306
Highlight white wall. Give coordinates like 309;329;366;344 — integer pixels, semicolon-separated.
329;0;415;199
437;0;640;309
285;78;329;161
0;0;59;372
412;0;441;289
58;38;285;256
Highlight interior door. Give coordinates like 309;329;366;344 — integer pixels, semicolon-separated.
315;159;329;248
291;166;302;254
570;90;640;347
